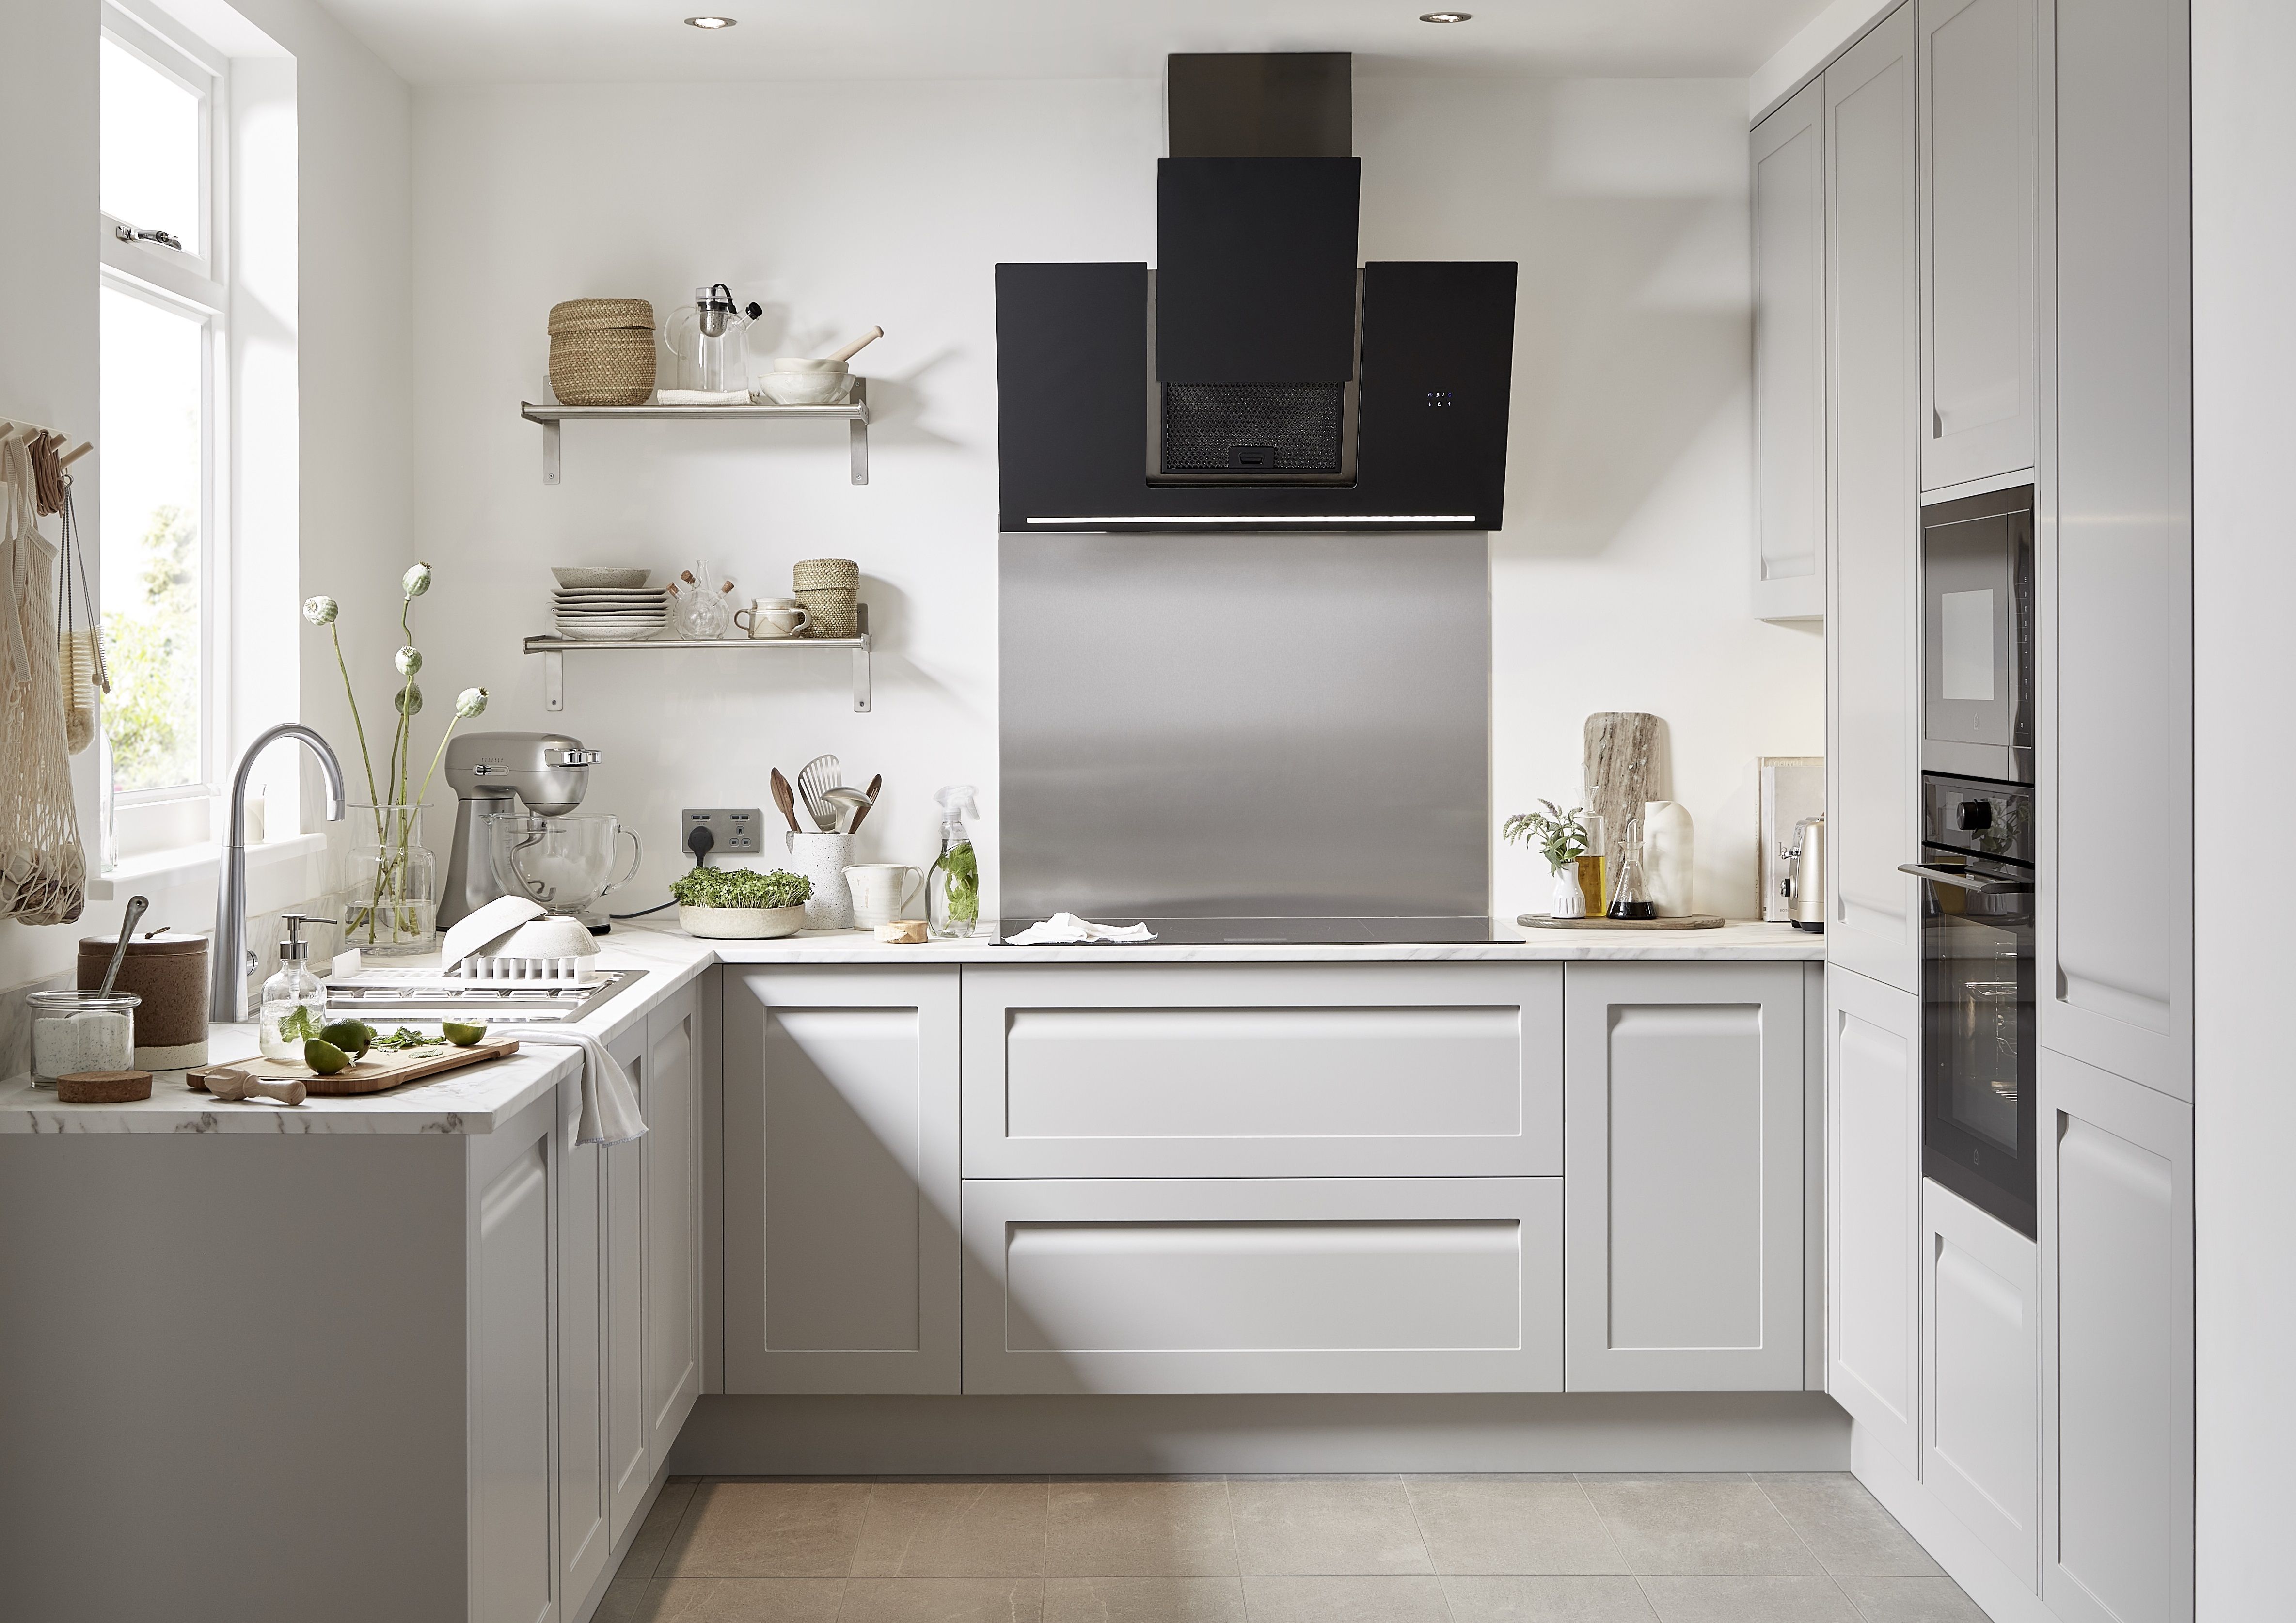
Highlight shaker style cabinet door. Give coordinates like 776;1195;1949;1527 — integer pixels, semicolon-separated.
1752;79;1828;621
644;985;704;1462
1922;1178;2039;1588
553;1079;614;1610
603;1020;650;1545
1826;965;1924;1472
1562;962;1805;1391
1825;1;1924;997
466;1102;556;1623
1918;0;2040;490
723;967;962;1394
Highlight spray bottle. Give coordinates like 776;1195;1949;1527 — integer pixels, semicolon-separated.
928;786;980;940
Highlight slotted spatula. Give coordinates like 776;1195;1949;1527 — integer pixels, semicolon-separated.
796;754;843;831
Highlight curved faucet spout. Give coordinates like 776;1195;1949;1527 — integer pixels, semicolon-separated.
213;724;348;1024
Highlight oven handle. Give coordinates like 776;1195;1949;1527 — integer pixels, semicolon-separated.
1899;861;2033;895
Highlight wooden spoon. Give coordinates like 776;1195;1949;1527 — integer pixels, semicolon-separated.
770;769;802;834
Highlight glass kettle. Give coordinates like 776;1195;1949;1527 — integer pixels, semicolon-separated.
664;283;753;393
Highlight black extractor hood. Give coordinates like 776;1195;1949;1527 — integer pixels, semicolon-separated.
996;52;1518;532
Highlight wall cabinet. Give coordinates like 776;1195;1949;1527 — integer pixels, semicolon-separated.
1752;79;1828;621
723;966;963;1394
1826;964;1923;1472
1922;1178;2038;1587
1561;962;1807;1391
1825;0;1923;996
1918;0;2039;489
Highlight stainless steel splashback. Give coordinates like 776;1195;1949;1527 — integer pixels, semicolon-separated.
999;531;1488;927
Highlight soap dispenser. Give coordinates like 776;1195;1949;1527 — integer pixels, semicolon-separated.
927;786;980;941
257;914;328;1061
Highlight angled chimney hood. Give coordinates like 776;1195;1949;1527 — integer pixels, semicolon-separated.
997;52;1517;531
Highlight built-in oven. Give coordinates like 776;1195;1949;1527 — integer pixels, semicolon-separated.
1922;485;2034;785
1901;773;2035;1237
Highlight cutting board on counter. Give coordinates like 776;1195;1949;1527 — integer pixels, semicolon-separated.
188;1038;520;1097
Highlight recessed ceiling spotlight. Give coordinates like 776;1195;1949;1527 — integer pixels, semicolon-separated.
684;15;737;28
1419;10;1473;21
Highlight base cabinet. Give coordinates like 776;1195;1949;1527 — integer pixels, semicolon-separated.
1922;1178;2038;1588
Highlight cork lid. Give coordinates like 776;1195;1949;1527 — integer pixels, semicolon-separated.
77;930;208;957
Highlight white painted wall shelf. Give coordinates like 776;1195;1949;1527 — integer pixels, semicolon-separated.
524;607;872;713
521;380;871;485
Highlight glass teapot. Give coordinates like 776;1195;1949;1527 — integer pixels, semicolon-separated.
664;283;755;393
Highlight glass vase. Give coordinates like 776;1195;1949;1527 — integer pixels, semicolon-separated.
342;804;438;957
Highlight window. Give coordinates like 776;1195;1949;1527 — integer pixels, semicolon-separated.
98;1;228;859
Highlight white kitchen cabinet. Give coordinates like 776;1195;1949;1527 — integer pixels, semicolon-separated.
1922;1177;2038;1589
962;1176;1562;1395
961;962;1561;1179
553;1082;614;1612
1752;79;1828;621
723;966;962;1394
1826;964;1923;1472
602;1021;650;1545
1561;962;1805;1392
2040;1049;2193;1623
2045;0;2192;1102
1918;0;2039;490
1825;1;1923;996
643;983;704;1463
470;1119;556;1623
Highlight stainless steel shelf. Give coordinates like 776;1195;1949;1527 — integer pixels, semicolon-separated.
521;379;871;485
523;607;872;713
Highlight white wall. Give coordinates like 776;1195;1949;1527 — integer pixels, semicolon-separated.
411;73;1820;924
2191;1;2296;1614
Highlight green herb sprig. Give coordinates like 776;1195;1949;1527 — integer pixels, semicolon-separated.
669;867;812;910
935;841;980;924
1502;800;1590;875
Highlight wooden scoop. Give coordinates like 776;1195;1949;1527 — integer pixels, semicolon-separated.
201;1068;308;1107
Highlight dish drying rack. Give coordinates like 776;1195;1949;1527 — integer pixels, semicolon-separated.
320;964;644;1024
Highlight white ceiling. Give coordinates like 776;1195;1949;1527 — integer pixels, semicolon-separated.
316;0;1827;86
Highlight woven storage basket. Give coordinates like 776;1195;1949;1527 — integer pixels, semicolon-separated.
548;299;657;406
795;587;858;638
792;557;860;592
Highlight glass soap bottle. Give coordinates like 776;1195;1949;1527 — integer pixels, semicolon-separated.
927;785;981;940
257;914;327;1061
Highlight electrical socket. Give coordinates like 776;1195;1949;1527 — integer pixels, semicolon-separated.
683;807;764;856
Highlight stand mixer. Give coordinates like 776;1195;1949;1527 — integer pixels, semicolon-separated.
440;731;605;930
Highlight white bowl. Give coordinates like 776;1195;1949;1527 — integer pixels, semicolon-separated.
678;902;807;939
756;371;855;406
551;567;651;589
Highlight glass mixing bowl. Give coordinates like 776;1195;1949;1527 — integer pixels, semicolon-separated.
488;813;641;918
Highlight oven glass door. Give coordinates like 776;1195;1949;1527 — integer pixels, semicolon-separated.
1921;491;2033;782
1921;875;2036;1236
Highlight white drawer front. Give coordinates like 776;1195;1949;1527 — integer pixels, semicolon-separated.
962;1177;1562;1394
963;964;1562;1177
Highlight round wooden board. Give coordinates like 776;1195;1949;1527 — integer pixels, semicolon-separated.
1517;913;1726;930
57;1069;154;1103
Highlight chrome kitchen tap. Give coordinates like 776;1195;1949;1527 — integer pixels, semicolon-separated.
211;724;347;1024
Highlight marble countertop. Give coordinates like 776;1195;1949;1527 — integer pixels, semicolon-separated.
0;919;1818;1135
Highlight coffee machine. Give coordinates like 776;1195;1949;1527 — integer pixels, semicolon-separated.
439;731;602;929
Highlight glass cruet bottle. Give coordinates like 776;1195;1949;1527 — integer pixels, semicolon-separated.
927;785;981;940
1605;818;1657;921
257;913;328;1060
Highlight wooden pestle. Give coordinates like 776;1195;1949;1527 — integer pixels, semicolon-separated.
202;1068;308;1106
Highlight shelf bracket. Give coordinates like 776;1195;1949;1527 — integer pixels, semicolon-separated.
541;417;561;485
852;642;871;713
849;377;870;486
542;648;564;712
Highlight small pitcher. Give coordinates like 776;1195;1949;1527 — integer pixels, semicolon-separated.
844;863;923;929
785;830;854;929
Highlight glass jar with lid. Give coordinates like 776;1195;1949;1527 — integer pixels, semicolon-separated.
27;989;141;1086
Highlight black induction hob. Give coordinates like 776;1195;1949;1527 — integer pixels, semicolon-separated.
999;916;1497;945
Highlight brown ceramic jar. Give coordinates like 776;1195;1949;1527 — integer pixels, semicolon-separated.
77;930;209;1070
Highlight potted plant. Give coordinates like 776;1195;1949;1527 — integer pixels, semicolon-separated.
1503;800;1592;919
670;866;813;939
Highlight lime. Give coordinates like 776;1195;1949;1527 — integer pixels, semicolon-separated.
320;1020;373;1057
443;1022;488;1047
304;1039;353;1075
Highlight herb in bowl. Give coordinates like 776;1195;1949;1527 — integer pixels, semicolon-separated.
668;867;812;910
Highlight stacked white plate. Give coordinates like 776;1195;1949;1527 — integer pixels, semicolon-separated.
553;586;670;641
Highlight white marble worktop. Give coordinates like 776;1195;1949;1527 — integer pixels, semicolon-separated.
0;918;1817;1134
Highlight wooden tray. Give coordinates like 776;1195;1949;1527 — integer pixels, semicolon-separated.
189;1038;520;1097
1518;913;1725;930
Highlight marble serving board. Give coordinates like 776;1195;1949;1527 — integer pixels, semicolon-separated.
189;1038;519;1097
1518;913;1724;930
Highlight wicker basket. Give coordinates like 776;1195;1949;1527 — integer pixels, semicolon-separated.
795;587;858;639
792;557;860;592
548;299;657;406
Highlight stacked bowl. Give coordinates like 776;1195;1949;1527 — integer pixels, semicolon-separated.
792;557;860;639
551;567;669;640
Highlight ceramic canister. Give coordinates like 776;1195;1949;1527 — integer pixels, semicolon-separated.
76;930;209;1069
784;831;855;929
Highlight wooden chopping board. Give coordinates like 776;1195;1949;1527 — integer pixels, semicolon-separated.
1518;913;1724;930
189;1038;520;1097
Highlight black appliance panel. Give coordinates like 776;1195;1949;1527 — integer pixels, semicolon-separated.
1922;485;2034;783
1167;53;1353;157
1156;158;1361;384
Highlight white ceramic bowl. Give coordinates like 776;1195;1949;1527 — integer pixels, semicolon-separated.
678;902;807;939
551;567;651;589
756;371;855;406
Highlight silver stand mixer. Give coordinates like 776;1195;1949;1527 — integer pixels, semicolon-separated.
440;731;604;930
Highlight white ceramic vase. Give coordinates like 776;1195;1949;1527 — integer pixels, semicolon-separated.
784;830;854;929
1644;799;1695;917
1549;861;1588;919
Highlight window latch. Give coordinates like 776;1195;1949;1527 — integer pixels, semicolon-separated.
115;224;184;252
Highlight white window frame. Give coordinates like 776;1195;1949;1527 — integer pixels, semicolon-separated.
98;0;234;864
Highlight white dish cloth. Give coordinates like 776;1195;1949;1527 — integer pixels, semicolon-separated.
655;388;751;406
1005;912;1156;945
515;1026;647;1145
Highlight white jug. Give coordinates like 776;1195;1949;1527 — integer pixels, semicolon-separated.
844;863;924;929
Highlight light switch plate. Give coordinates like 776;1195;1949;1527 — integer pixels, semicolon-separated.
684;807;764;856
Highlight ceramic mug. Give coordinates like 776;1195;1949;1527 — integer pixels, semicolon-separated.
844;863;924;929
734;598;811;640
783;830;853;929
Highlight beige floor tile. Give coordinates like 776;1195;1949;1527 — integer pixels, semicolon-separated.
1835;1575;1992;1622
850;1480;1051;1576
1045;1479;1239;1576
659;1480;872;1577
1582;1480;1824;1577
1442;1575;1660;1622
1241;1574;1454;1623
1754;1477;1944;1578
1638;1576;1862;1622
1228;1476;1433;1576
1041;1575;1247;1623
591;1577;845;1622
1407;1478;1632;1574
618;1481;701;1580
838;1576;1045;1622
